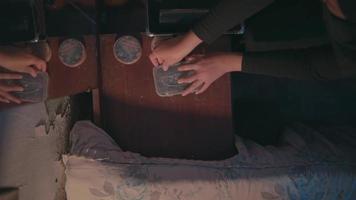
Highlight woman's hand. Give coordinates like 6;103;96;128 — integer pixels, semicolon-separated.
0;73;24;104
178;53;243;96
324;0;346;20
149;31;202;71
0;48;47;77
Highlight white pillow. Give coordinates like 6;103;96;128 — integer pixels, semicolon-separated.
65;155;272;200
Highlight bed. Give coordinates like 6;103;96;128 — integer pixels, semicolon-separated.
64;121;356;200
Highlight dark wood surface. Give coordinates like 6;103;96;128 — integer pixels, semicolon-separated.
100;34;237;160
47;36;98;98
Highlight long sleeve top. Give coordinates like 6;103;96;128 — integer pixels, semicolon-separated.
192;0;356;80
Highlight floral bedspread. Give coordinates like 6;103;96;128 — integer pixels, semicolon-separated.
64;121;356;200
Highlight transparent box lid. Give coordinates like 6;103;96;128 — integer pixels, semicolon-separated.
8;72;49;103
153;62;194;97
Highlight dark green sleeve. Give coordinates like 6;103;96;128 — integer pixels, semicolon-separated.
241;46;345;80
322;5;356;78
192;0;274;44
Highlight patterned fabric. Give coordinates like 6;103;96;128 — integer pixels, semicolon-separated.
64;121;356;200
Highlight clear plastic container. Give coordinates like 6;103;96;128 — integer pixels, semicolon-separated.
7;72;49;103
153;62;194;97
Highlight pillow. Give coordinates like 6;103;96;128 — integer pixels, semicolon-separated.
64;121;356;200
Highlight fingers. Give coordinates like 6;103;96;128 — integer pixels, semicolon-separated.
0;84;24;92
0;97;10;103
159;59;175;71
31;57;47;72
21;66;38;78
195;83;210;94
178;64;198;72
0;81;24;104
0;91;22;104
178;74;199;84
149;53;160;67
184;56;196;63
161;62;170;71
181;80;203;96
0;73;23;80
0;73;24;104
149;52;168;71
184;54;204;63
21;55;47;77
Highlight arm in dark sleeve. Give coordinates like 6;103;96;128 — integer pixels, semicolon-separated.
192;0;274;44
241;46;344;80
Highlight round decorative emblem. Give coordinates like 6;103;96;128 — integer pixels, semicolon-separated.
113;36;142;65
58;39;86;68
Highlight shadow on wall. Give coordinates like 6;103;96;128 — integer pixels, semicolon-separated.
0;188;18;200
232;73;356;146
